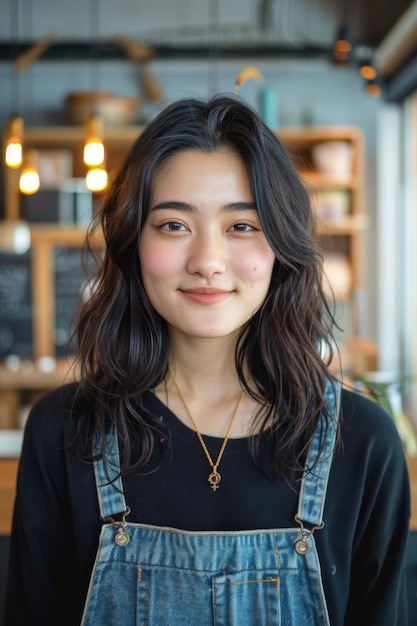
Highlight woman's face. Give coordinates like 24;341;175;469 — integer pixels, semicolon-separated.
139;148;276;343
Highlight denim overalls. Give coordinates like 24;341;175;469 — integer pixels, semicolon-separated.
81;380;340;625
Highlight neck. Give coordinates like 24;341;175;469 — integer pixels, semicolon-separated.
155;330;259;439
167;332;242;398
154;335;254;437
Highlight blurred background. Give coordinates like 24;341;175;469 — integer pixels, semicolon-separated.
1;1;417;622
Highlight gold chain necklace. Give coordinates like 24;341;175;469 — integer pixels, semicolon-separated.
168;364;245;492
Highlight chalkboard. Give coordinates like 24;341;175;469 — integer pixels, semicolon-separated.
0;252;33;357
53;247;96;357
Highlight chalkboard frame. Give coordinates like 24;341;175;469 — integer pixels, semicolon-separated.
29;226;103;359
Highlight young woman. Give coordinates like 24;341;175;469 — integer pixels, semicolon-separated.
6;95;410;625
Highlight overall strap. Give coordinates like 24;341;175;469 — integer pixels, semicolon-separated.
296;378;341;528
93;429;128;519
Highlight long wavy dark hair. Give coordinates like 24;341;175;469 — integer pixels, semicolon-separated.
73;94;338;478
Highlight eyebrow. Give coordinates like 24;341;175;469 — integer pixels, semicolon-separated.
150;201;257;213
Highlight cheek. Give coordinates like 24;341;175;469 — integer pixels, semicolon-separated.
140;243;178;282
237;248;275;283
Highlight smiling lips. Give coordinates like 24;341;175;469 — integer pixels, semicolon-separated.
180;288;232;304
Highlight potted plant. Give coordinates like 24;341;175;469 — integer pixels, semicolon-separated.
357;373;417;458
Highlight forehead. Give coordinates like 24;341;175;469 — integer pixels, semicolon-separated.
152;148;251;194
160;146;245;171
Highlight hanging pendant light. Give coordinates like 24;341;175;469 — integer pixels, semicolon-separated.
84;116;108;191
364;78;382;98
83;0;106;189
83;114;105;166
359;59;377;81
5;0;24;169
4;116;24;168
83;0;107;192
359;55;382;97
332;25;352;63
19;149;40;194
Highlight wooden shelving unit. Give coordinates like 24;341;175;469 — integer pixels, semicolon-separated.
279;126;365;294
4;125;143;221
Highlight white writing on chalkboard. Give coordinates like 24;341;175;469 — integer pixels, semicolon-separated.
0;253;33;356
0;265;31;314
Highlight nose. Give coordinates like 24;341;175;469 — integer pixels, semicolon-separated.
186;230;227;278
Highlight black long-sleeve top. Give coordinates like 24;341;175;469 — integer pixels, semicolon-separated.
4;383;411;625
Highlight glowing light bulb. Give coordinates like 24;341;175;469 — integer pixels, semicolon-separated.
360;64;377;81
5;142;23;168
86;166;108;192
365;81;382;97
84;139;105;166
4;117;24;168
19;149;40;195
84;116;105;166
19;167;40;194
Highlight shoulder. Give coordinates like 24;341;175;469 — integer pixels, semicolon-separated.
323;386;410;624
23;383;80;454
337;386;409;490
25;382;79;427
339;386;402;449
330;386;410;528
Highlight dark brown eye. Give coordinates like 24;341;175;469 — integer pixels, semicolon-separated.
230;223;256;232
162;222;186;231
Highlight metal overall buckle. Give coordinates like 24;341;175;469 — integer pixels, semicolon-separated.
101;506;131;546
294;515;324;555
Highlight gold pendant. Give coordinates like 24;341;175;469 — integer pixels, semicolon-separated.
208;469;221;491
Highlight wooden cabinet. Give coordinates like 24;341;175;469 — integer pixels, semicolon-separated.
278;127;366;295
279;127;374;374
0;124;371;430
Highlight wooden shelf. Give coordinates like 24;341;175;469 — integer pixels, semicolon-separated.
281;128;363;151
301;171;362;190
29;224;103;246
19;125;143;143
0;360;75;391
316;214;369;236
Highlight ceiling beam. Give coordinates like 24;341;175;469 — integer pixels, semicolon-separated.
375;0;417;77
0;40;334;63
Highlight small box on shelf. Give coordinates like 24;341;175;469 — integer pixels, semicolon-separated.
21;179;93;226
21;188;75;224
